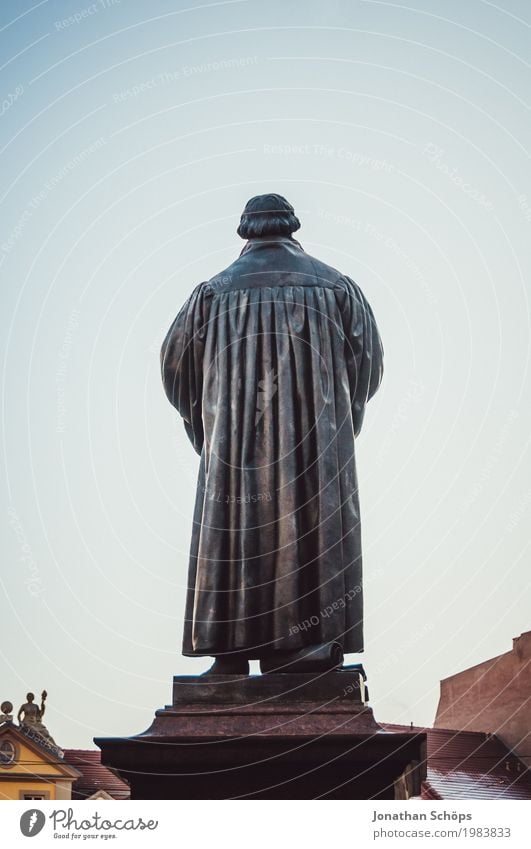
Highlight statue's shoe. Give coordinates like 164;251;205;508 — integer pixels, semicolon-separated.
201;657;250;676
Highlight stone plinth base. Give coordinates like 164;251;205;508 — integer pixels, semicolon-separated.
95;670;426;799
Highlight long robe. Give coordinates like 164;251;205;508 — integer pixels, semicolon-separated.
161;236;383;657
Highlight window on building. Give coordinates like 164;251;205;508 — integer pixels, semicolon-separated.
22;793;46;800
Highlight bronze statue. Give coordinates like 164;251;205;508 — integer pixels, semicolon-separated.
161;194;383;675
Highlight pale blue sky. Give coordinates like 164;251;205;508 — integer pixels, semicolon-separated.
1;0;530;748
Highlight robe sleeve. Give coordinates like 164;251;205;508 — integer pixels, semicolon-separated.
336;275;384;437
160;282;211;454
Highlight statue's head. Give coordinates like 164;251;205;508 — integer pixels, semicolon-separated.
237;193;300;239
26;693;34;702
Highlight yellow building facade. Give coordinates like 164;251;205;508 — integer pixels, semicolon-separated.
0;722;80;800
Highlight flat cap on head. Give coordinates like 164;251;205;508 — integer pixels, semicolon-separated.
237;193;301;239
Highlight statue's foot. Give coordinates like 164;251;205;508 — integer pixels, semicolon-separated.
202;656;250;676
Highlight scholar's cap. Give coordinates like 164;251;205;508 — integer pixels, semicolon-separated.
237;193;300;239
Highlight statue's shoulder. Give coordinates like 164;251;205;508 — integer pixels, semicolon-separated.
327;272;364;296
203;259;241;294
302;251;346;289
294;250;357;294
202;245;350;294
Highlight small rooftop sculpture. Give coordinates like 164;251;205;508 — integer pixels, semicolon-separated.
17;690;56;745
0;701;13;723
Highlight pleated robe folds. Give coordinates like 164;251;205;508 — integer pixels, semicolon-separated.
161;237;383;657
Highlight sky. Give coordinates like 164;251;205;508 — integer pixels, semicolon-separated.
1;0;530;749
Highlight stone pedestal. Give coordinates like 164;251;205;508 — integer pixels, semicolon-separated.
95;669;426;799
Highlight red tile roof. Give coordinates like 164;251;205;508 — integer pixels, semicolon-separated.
63;750;130;800
382;724;531;800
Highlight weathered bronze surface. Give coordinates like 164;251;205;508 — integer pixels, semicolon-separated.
161;195;383;661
